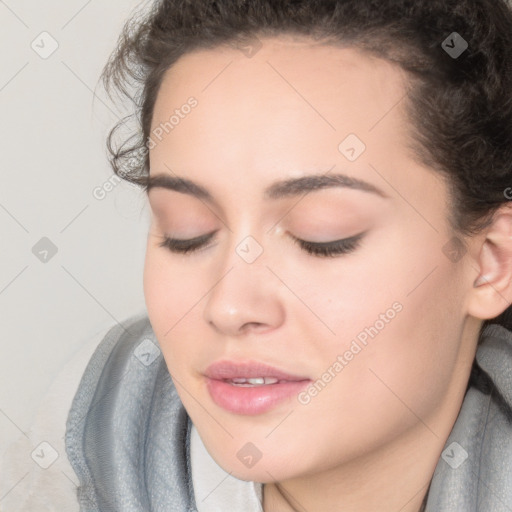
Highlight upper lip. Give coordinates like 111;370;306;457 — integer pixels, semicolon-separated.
204;360;310;382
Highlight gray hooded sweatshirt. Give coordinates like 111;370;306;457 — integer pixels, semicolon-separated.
65;315;512;511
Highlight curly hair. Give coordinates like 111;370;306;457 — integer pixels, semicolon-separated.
100;0;512;330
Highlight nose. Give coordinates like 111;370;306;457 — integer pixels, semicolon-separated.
202;248;286;337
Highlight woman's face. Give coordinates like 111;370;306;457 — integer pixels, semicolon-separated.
144;37;478;482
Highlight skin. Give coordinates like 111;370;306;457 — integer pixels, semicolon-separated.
143;36;512;512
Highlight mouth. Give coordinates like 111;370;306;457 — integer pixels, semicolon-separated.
204;360;312;415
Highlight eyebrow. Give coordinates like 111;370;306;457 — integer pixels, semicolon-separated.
145;172;388;201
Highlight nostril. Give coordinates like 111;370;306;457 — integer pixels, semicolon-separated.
240;321;271;334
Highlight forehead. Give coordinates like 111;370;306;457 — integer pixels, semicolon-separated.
147;36;452;234
149;36;415;194
152;36;409;126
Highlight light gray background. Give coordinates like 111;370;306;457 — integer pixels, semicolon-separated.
0;0;150;455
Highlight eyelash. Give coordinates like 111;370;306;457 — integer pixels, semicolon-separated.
158;231;364;258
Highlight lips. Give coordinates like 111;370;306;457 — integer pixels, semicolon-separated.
204;360;312;415
204;360;309;382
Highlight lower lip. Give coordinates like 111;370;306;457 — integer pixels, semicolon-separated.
206;377;312;415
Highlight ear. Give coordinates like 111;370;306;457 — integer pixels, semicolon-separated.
467;203;512;320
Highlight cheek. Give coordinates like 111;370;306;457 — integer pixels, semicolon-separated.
143;243;223;386
143;246;171;323
307;231;467;420
143;245;202;344
282;268;465;470
356;263;463;413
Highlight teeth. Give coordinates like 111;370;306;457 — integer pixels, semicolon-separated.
229;377;280;386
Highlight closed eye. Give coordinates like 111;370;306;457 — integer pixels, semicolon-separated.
158;231;365;258
158;231;217;255
289;232;364;257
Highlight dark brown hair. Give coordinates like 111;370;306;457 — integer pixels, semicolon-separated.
100;0;512;331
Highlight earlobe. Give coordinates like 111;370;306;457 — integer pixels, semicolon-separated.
468;204;512;320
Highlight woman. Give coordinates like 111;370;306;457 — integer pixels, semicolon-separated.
4;0;512;510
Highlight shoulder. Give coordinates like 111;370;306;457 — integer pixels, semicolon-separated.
65;314;155;427
0;313;155;512
472;323;512;425
64;314;191;511
427;323;512;509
